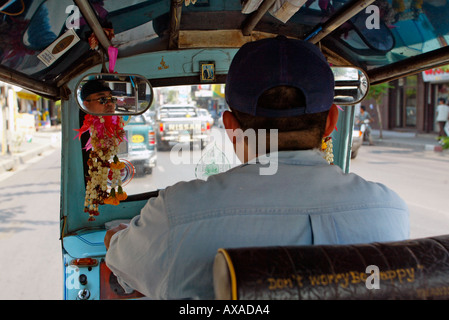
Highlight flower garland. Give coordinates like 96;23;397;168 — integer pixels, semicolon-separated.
74;114;128;221
321;136;334;165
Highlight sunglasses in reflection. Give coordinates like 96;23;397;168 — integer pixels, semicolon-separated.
86;96;118;104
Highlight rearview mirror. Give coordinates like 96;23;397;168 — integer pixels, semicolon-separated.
332;67;369;105
75;73;154;115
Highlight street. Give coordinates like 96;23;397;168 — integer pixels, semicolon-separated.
0;139;448;299
0;147;62;300
350;144;449;239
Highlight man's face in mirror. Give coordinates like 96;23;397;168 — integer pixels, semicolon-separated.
83;91;117;114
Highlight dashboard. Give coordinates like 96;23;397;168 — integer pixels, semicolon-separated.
63;230;143;300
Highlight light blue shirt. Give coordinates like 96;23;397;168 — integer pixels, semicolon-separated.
106;150;409;299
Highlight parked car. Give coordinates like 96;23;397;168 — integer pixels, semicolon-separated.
118;114;157;176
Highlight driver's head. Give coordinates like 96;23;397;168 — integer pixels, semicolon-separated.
224;36;337;151
81;80;116;114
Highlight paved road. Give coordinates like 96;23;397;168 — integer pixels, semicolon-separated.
0;147;62;300
350;144;449;239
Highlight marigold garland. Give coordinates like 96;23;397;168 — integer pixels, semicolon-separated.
321;136;334;165
74;115;128;221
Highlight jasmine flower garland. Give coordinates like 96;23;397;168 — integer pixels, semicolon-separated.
321;136;334;165
74;114;128;221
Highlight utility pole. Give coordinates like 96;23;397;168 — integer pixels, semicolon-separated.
1;84;8;155
0;83;13;155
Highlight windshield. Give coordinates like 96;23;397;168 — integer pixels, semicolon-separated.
89;84;237;196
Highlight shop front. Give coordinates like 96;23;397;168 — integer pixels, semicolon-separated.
384;67;449;134
387;74;424;132
422;66;449;134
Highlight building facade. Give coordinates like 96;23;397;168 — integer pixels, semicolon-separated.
0;81;60;155
363;67;449;135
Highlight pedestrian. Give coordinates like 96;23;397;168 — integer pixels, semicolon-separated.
356;105;374;145
436;98;449;137
103;36;409;300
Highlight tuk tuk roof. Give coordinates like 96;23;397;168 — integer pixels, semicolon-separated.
1;0;449;99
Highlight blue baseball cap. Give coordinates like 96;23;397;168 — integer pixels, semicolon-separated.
225;36;334;117
81;79;112;101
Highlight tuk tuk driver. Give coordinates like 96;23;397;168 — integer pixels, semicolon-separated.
104;36;410;300
80;79;117;114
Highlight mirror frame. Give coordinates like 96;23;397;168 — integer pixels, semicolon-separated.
332;66;370;106
75;73;154;116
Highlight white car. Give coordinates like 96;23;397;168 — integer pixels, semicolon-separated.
197;108;214;126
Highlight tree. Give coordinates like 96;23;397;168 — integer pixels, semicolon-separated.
167;90;179;104
366;82;393;139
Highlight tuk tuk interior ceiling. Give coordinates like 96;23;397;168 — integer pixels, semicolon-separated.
1;0;449;98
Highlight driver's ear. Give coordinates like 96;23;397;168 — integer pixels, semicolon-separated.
222;110;241;145
222;110;240;131
324;104;339;137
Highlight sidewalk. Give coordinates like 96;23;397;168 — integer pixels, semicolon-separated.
0;125;61;174
370;129;444;152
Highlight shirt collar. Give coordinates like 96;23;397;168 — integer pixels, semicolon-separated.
256;149;329;166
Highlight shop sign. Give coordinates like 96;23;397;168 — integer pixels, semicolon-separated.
16;91;40;101
422;65;449;83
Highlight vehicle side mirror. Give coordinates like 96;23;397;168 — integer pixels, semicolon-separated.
331;67;369;105
75;73;154;116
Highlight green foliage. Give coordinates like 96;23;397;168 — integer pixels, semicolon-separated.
167;90;178;103
364;82;394;140
438;136;449;149
366;83;393;103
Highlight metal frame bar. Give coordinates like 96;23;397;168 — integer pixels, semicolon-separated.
74;0;112;51
169;0;184;49
0;64;59;99
368;46;449;85
305;0;375;44
241;0;276;36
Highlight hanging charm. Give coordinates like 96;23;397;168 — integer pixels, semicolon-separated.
88;28;115;51
195;142;231;180
321;136;334;165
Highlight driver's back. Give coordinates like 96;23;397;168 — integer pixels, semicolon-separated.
105;149;409;299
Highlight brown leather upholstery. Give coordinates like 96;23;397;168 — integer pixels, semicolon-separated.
213;235;449;300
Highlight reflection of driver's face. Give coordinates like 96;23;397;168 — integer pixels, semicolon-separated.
83;91;116;114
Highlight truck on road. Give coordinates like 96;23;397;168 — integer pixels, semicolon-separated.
155;104;211;151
